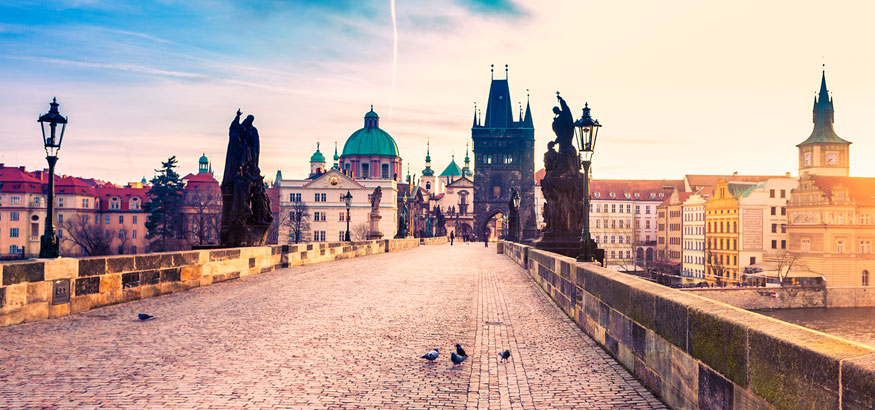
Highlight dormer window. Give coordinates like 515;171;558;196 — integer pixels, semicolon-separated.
110;197;121;210
625;193;631;199
594;192;600;199
659;193;665;199
609;192;616;199
130;197;140;210
634;193;640;199
651;193;656;199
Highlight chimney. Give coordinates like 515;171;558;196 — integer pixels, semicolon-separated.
19;166;25;171
732;171;738;177
785;172;791;177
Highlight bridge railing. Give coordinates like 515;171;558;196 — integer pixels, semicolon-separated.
0;237;423;328
500;240;875;410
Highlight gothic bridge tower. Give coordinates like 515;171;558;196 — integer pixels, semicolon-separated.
472;65;535;240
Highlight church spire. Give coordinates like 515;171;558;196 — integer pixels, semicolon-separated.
798;68;849;147
332;141;339;169
472;102;478;128
422;138;434;176
523;89;533;128
463;141;472;177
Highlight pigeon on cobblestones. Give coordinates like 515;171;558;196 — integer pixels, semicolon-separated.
421;348;439;362
137;313;154;321
455;344;467;357
451;352;467;366
498;349;511;362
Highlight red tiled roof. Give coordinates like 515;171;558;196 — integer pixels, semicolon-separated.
0;167;44;193
183;173;220;191
96;185;150;212
811;176;875;206
535;169;546;185
590;179;684;201
56;176;98;196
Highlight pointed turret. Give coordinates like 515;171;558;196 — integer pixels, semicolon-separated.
463;141;472;177
798;70;849;147
422;138;434;176
332;141;339;169
523;90;533;128
472;103;478;128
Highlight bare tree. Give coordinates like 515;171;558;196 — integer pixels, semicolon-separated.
60;215;114;256
276;200;310;244
184;190;220;245
351;222;370;241
775;251;801;284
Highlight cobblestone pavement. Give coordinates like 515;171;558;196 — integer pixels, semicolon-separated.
0;244;666;410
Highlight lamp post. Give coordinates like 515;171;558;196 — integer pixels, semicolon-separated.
573;102;602;262
342;190;352;241
509;189;521;242
38;98;68;258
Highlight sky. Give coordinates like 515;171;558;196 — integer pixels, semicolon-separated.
2;0;875;184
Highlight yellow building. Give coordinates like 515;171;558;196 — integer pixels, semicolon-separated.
704;179;741;285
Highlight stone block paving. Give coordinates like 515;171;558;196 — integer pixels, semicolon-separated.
0;244;665;409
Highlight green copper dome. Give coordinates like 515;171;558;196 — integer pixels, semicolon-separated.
310;143;326;162
341;107;400;158
440;159;463;177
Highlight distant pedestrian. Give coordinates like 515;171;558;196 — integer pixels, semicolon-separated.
450;231;455;246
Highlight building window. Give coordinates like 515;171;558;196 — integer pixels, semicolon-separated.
57;197;64;207
133;230;138;239
802;239;811;252
10;211;19;221
770;189;775;198
837;240;845;253
781;207;786;216
339;231;346;241
771;207;776;215
780;189;786;198
110;197;120;210
119;215;124;224
771;224;777;233
864;270;870;287
314;193;327;202
339;212;345;222
860;241;871;254
503;155;513;164
133;215;138;224
483;154;493;164
10;196;20;205
105;215;111;224
381;164;390;179
10;228;19;238
290;193;302;202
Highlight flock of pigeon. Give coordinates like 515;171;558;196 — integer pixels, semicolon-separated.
421;344;512;367
136;314;514;368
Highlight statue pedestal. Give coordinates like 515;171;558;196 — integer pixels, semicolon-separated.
368;214;383;240
533;232;583;258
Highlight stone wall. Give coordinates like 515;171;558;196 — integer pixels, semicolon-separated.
0;239;419;327
501;241;875;410
421;236;448;245
683;286;875;310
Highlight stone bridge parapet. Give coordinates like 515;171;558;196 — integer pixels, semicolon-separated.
0;238;425;327
500;240;875;410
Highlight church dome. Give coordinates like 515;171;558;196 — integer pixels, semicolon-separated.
341;106;400;158
310;143;326;163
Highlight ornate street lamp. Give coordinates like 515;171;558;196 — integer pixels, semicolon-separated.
574;102;601;262
508;189;521;242
38;98;68;258
342;190;352;241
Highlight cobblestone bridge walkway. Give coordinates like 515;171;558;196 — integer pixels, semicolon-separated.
1;244;666;410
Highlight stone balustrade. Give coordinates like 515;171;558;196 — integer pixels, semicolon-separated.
500;240;875;410
0;238;424;327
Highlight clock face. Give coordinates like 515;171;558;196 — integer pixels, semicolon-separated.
329;177;339;185
826;153;838;165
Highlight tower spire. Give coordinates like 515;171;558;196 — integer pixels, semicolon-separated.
473;102;478;127
332;141;339;169
523;88;533;128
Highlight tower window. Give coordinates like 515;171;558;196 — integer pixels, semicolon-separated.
381;164;389;179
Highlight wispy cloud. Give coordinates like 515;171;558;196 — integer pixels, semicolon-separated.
5;55;207;79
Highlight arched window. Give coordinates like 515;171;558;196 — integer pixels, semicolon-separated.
426;182;431;190
864;270;870;287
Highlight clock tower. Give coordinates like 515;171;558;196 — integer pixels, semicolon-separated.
797;70;851;177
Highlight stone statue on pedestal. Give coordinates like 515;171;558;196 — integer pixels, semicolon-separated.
368;186;383;240
220;109;274;247
533;94;587;257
